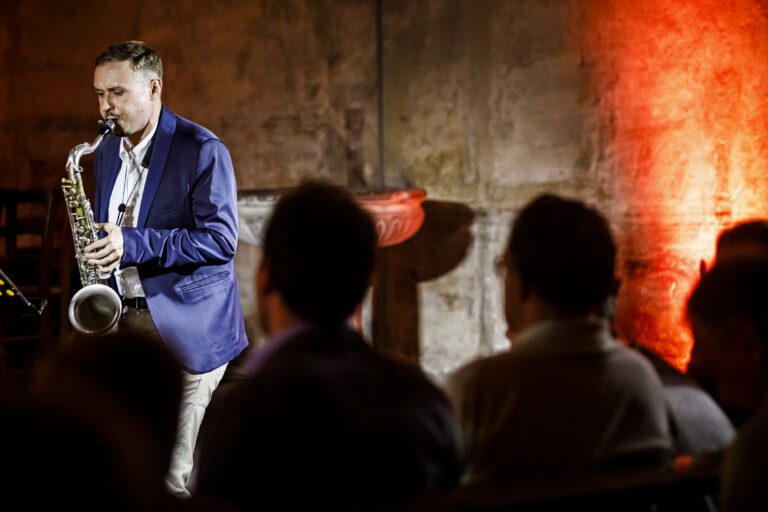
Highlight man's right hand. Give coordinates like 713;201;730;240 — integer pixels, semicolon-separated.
84;222;124;273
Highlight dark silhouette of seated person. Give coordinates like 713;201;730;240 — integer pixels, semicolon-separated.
664;219;768;449
618;284;734;453
195;181;461;511
644;220;768;454
632;343;734;454
688;258;768;511
32;331;183;505
0;397;155;511
447;194;673;483
713;220;768;266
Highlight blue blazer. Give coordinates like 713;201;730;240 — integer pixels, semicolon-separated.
93;107;248;373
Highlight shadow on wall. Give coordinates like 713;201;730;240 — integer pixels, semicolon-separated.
372;200;475;363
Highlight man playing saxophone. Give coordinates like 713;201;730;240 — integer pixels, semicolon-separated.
83;41;248;497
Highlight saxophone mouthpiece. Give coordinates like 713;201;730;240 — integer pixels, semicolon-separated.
98;118;117;136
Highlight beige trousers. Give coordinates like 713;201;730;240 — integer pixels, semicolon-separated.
120;307;227;497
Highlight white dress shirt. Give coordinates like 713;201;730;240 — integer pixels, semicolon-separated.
107;124;157;298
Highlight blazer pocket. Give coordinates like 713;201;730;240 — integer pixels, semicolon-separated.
176;270;230;303
149;204;188;220
147;205;190;229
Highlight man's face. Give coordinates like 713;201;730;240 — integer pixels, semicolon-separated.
93;60;156;139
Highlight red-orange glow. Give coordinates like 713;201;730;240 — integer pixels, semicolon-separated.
581;0;768;369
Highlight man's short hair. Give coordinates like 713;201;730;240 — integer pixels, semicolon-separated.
95;41;163;80
262;181;377;325
688;257;768;349
507;194;616;314
716;220;768;258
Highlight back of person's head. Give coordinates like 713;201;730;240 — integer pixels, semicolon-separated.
0;397;155;510
262;181;377;325
688;257;768;350
36;331;182;483
95;40;163;80
715;219;768;263
687;257;768;424
196;326;460;510
508;194;616;314
59;332;182;444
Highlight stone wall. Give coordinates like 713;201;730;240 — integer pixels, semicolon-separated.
0;0;377;191
378;0;768;376
580;0;768;369
3;0;768;379
378;0;599;378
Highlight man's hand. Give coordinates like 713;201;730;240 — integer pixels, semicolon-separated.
84;222;124;273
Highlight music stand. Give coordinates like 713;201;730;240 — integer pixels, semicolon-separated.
0;267;46;315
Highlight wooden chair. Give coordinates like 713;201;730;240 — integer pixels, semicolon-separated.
0;188;73;377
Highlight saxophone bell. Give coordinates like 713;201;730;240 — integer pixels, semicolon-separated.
69;283;122;335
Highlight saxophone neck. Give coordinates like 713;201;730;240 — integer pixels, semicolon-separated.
66;119;116;173
67;141;97;170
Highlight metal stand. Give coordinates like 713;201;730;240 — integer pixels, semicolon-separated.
0;267;46;316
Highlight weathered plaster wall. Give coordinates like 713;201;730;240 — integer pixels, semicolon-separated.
0;0;378;191
581;0;768;369
379;0;768;377
380;0;599;378
0;0;378;354
3;0;768;378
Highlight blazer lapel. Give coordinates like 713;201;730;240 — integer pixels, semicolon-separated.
97;136;122;223
138;106;176;228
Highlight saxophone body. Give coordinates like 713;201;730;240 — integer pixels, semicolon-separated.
63;119;123;335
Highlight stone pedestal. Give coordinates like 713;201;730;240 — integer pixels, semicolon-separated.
236;187;427;351
238;187;426;247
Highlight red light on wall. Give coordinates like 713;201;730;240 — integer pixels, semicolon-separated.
580;0;768;369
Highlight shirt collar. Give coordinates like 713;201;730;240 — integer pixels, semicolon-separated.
119;122;158;169
513;317;613;353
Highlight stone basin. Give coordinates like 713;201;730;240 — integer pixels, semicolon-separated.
237;187;427;247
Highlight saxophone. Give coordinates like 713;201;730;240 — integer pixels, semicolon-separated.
63;119;123;335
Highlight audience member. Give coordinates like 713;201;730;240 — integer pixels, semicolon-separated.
602;271;734;453
689;219;768;425
447;194;673;483
26;331;189;510
35;332;183;490
0;397;153;511
688;257;768;512
638;219;768;453
2;331;186;510
698;219;768;277
195;181;461;510
715;220;768;264
634;344;734;453
606;285;733;453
